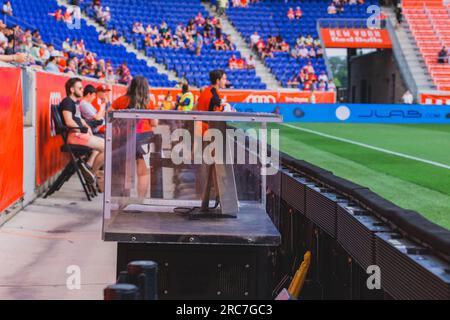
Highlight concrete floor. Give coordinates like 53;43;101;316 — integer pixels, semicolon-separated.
0;178;116;300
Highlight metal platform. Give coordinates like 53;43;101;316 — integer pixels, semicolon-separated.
104;201;280;246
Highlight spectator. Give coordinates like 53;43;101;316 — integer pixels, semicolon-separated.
111;29;120;45
250;31;260;50
195;12;205;26
60;78;104;186
80;85;106;135
327;79;336;92
2;1;12;16
117;62;132;84
287;8;295;20
195;31;203;56
217;0;228;16
246;55;255;69
214;35;226;50
328;3;337;14
318;71;329;82
176;84;194;111
287;73;301;88
402;90;413;104
49;8;64;21
295;7;302;19
93;84;111;112
438;46;447;64
45;53;62;73
62;38;72;53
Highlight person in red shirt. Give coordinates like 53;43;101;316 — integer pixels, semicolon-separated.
93;84;111;112
197;69;227;112
287;8;294;20
235;57;245;69
228;55;237;69
295;7;302;19
49;8;63;21
110;76;157;199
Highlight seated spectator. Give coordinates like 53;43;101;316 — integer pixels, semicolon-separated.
305;34;314;46
256;38;265;53
246;55;255;69
303;61;315;74
80;85;106;135
318;71;329;83
235;56;245;69
318;79;327;91
295;7;302;19
2;1;13;16
287;7;295;20
62;38;72;53
438;46;447;64
280;41;290;52
49;8;64;21
117;62;131;85
195;12;205;26
327;79;336;92
224;34;235;51
328;3;337;14
214;35;226;50
291;45;300;59
303;80;312;91
287;73;301;88
61;78;104;185
261;46;273;60
64;57;78;75
250;31;260;50
98;29;112;43
316;47;324;58
111;30;120;45
45;52;63;73
63;8;73;23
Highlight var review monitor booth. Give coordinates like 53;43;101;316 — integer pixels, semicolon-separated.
102;110;283;299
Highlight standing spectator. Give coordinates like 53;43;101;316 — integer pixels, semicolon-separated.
195;31;203;56
438;46;447;64
2;1;12;16
176;84;194;111
215;19;223;40
395;4;402;28
217;0;228;16
402;90;413;104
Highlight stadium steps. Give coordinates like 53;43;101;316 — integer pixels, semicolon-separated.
58;0;181;85
383;6;436;94
201;1;281;90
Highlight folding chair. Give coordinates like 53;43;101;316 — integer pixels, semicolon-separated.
44;104;97;201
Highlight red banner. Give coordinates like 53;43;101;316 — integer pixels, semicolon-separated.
321;28;392;48
112;84;335;107
420;93;450;105
35;72;107;186
0;68;24;212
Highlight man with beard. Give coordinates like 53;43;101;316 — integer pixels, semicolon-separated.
60;78;105;184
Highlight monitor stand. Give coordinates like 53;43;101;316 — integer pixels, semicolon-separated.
187;121;239;219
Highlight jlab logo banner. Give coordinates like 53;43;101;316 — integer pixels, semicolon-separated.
231;103;450;124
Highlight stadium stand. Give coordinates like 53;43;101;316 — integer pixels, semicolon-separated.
224;0;378;88
0;0;176;87
403;0;450;91
86;0;266;89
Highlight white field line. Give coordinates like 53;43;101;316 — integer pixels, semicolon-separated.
282;123;450;171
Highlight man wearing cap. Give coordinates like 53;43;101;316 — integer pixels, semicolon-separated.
93;84;111;113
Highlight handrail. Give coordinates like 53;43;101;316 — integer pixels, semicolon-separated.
385;17;419;101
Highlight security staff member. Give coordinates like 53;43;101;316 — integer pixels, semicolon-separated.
197;69;227;112
177;84;194;111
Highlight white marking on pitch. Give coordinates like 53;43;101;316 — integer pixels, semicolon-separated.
282;123;450;170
